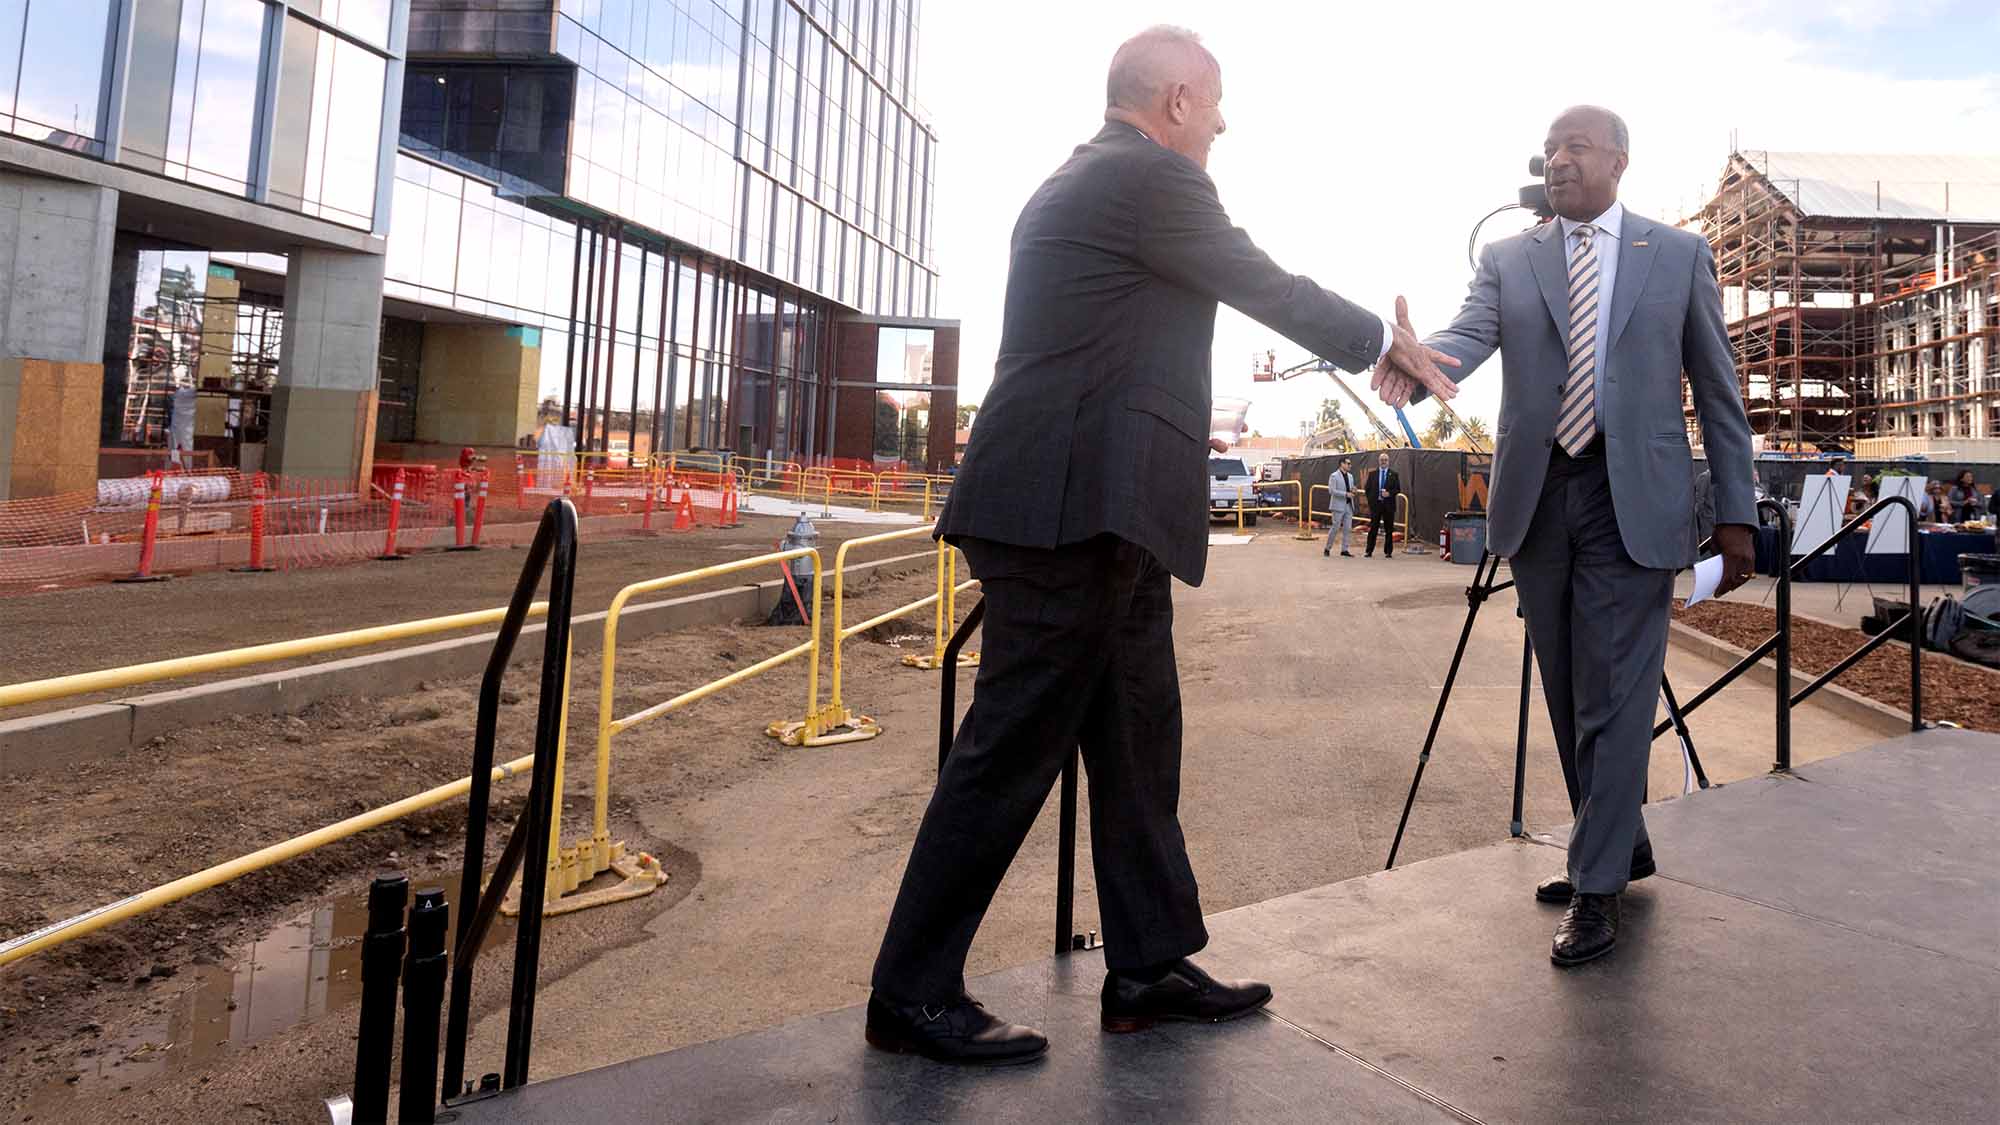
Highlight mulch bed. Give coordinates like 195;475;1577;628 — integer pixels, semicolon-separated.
1674;601;2000;732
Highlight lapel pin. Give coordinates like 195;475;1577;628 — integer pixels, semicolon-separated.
1632;240;1648;247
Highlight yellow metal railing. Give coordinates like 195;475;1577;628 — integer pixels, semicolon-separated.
0;602;564;968
902;539;980;671
767;526;967;746
1226;479;1314;540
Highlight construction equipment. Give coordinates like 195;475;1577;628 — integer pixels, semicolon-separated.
1253;350;1488;454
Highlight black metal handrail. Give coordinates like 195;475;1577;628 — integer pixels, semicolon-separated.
935;598;1083;957
439;498;579;1101
1656;495;1923;769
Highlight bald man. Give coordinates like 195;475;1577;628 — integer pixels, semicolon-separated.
865;25;1458;1064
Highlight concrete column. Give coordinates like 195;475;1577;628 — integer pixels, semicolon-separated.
270;246;386;485
0;171;119;500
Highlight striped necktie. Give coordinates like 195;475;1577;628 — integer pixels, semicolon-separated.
1556;223;1600;456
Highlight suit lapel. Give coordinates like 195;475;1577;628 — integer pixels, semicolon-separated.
1528;220;1570;342
1605;213;1659;357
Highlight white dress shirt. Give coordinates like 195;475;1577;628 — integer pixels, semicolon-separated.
1558;201;1624;430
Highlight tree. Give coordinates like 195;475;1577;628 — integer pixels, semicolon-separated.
1423;411;1457;447
1461;415;1491;447
955;402;979;428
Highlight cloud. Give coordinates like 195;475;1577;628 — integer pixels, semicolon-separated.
918;0;2000;440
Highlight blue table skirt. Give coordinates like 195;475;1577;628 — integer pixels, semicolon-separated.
1753;526;1995;584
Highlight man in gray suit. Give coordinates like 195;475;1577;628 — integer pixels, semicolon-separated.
1378;106;1757;966
1324;456;1356;557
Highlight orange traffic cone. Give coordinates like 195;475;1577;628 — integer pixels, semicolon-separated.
721;483;740;526
673;489;695;531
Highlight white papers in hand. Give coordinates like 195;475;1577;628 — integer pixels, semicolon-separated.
1682;554;1726;608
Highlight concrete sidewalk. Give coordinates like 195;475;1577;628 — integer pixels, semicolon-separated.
458;530;1889;1088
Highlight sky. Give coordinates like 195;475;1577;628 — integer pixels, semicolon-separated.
914;0;2000;443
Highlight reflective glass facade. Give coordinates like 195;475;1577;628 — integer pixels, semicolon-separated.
0;0;403;231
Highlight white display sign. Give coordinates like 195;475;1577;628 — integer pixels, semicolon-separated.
1866;476;1927;555
1791;474;1851;557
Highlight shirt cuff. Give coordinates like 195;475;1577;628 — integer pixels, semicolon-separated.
1377;315;1394;363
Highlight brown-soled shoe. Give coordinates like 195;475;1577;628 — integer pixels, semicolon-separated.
1551;892;1620;967
1101;959;1272;1033
864;991;1048;1065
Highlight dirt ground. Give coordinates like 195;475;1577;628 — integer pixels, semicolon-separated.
0;534;1898;1124
0;566;942;1124
1675;600;2000;732
0;511;909;717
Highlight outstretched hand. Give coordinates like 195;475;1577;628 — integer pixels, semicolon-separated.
1371;296;1460;408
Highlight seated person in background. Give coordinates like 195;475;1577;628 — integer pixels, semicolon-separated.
1920;482;1955;524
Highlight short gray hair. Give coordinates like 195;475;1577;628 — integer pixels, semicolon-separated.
1559;104;1629;153
1107;25;1212;109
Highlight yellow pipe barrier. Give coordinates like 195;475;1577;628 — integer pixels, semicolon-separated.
767;525;947;746
903;540;980;671
0;603;550;711
876;472;938;520
0;748;543;969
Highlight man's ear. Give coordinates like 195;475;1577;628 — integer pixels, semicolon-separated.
1166;81;1190;125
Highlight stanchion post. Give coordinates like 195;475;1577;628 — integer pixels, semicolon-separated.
234;473;274;573
377;469;407;561
471;473;489;548
352;874;408;1125
1055;749;1078;956
582;469;595;517
117;471;172;584
451;473;469;548
1773;506;1792;771
1904;498;1922;732
398;888;449;1125
1510;631;1532;836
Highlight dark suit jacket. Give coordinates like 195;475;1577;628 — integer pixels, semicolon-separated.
935;122;1384;585
1364;467;1402;516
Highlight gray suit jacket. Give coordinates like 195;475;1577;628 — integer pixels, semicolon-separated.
1417;212;1755;570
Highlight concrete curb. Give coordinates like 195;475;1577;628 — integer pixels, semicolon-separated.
1666;620;1916;737
0;551;938;775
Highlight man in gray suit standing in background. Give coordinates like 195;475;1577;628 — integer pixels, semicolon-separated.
1324;456;1355;557
1378;106;1757;966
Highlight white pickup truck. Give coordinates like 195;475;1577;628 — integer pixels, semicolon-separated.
1208;455;1258;526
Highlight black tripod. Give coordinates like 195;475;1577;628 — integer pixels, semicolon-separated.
1384;551;1708;870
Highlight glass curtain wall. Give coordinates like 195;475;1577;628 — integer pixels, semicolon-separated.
0;0;397;230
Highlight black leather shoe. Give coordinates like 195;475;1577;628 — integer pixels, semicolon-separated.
864;992;1048;1065
1323;549;1330;557
1101;959;1272;1033
1551;893;1620;966
1340;551;1353;557
1535;851;1656;903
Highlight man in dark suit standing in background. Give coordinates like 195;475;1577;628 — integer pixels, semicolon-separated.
1364;451;1402;557
864;25;1460;1065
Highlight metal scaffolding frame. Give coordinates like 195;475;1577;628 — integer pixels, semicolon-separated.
1688;151;2000;452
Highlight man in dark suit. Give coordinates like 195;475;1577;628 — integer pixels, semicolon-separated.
1363;451;1402;557
1379;106;1757;966
865;25;1459;1064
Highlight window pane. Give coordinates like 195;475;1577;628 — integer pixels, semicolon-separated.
183;0;268;193
13;0;114;153
119;0;184;172
266;15;320;208
311;36;386;225
0;1;24;126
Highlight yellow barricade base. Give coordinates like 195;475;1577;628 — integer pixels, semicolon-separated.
900;650;980;670
501;837;668;918
764;706;883;747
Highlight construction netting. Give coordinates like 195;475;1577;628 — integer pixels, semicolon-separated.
0;458;740;595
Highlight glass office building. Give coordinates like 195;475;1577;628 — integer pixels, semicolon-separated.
0;0;952;501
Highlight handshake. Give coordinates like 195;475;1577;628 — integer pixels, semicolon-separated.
1371;296;1461;409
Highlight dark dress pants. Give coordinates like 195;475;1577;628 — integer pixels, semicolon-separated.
1366;502;1395;555
1509;449;1674;895
870;534;1208;1004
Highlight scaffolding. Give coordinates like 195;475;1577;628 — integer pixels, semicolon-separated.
1688;150;2000;453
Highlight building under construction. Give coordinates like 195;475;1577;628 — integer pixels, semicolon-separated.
1691;151;2000;458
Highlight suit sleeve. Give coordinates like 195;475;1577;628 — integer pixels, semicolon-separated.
1684;238;1757;528
1409;242;1504;406
1133;154;1383;372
